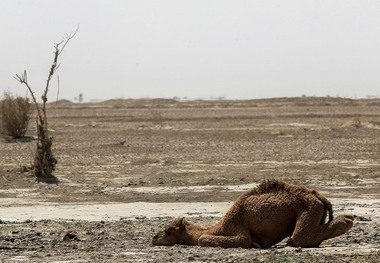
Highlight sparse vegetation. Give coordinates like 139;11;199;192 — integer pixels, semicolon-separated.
343;116;362;128
14;28;78;180
0;91;31;138
149;104;164;127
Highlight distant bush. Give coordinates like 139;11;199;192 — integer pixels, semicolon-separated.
0;92;31;138
149;106;164;127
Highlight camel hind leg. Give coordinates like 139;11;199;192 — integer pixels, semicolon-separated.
290;204;354;247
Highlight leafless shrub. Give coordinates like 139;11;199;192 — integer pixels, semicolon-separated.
149;106;164;127
14;27;78;180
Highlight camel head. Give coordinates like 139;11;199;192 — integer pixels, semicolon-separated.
152;217;190;246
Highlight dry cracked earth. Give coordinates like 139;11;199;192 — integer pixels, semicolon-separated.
0;97;379;262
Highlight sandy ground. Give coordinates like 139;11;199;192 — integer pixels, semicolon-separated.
1;97;380;262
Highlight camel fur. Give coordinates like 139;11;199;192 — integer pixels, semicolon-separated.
152;179;354;248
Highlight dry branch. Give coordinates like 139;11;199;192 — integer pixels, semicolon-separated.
14;27;78;179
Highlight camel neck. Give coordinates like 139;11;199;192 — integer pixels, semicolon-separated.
182;224;212;245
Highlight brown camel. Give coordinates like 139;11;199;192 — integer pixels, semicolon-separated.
152;179;354;248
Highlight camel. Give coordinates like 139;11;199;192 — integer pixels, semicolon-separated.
152;179;354;248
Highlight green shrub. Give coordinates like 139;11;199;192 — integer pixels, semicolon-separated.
0;92;31;138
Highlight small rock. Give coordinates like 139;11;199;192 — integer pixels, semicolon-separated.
63;231;80;241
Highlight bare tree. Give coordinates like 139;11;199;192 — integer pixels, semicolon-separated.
14;28;78;181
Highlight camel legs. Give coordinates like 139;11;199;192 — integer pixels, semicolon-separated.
198;233;251;248
290;207;354;247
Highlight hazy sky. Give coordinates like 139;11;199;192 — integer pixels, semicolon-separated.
1;0;380;102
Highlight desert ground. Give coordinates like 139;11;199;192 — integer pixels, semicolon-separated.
0;97;379;262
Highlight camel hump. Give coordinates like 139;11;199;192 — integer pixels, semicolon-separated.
240;179;285;198
257;179;287;192
253;179;334;222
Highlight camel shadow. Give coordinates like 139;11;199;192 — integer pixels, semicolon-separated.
2;136;36;143
36;175;60;185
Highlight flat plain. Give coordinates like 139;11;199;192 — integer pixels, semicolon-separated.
0;97;379;262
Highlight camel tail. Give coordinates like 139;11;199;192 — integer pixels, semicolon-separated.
317;193;334;223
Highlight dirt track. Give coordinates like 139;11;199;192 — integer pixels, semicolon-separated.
1;97;379;262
